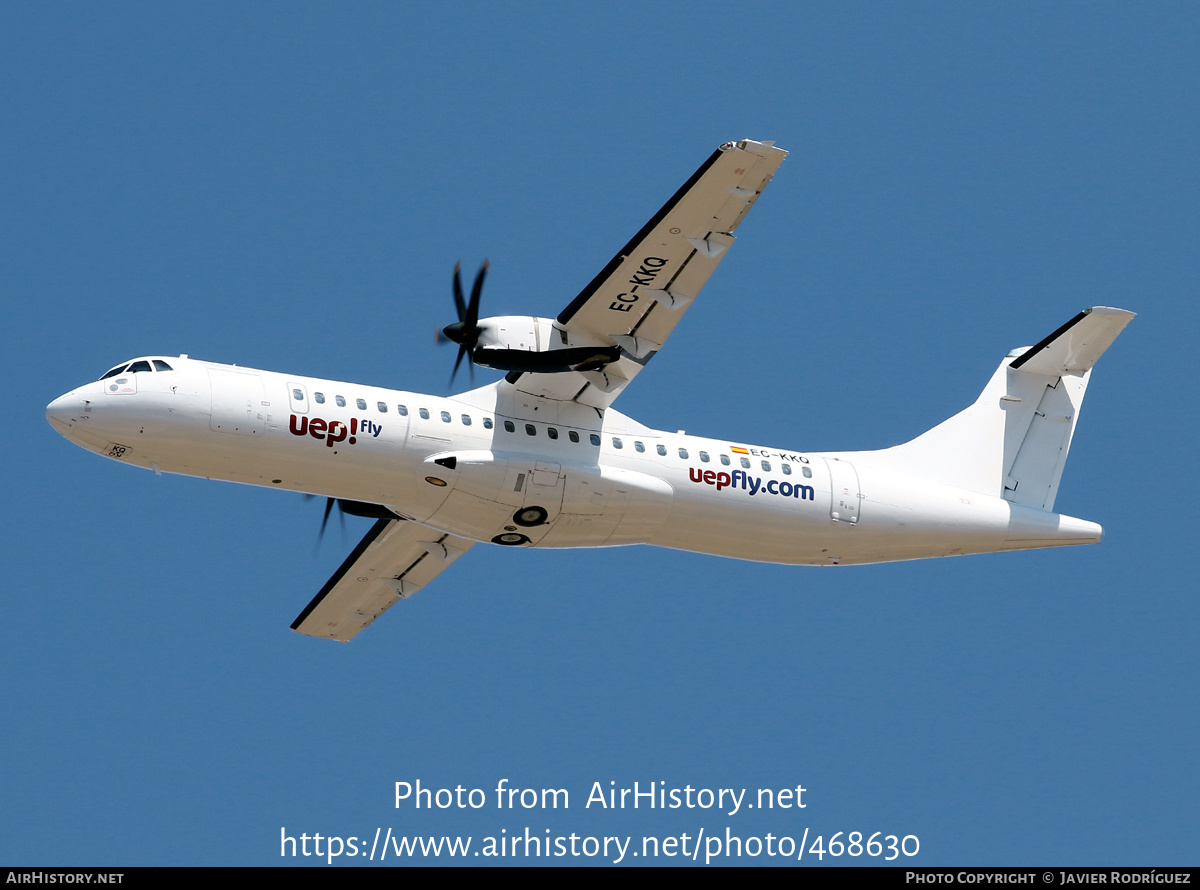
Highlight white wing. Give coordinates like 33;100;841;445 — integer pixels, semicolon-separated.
503;139;787;409
292;518;474;642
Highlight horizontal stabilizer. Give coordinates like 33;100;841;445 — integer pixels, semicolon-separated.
1009;306;1135;377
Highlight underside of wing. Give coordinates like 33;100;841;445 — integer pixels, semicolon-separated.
291;518;474;642
504;138;788;410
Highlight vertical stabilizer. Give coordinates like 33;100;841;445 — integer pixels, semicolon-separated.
851;307;1134;510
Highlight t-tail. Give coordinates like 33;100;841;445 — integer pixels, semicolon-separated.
853;306;1134;518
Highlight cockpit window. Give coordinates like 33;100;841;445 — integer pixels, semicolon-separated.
100;364;128;380
152;360;173;372
127;360;153;373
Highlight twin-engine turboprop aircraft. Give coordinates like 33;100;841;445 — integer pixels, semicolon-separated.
46;139;1135;642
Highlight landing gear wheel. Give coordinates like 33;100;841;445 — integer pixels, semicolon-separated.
492;532;530;546
513;506;549;527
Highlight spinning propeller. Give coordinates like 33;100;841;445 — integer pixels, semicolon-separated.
307;495;399;546
436;260;489;387
317;496;345;543
303;494;347;545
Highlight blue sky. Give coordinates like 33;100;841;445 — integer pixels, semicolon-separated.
4;2;1197;866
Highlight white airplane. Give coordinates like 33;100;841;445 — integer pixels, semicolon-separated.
46;139;1134;642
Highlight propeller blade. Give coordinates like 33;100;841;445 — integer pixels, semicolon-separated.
315;496;350;546
452;261;466;322
450;343;468;388
319;496;335;542
464;260;488;333
444;260;489;389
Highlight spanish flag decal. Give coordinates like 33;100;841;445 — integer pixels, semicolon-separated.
730;446;749;454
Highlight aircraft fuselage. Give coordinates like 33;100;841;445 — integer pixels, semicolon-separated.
46;356;1102;567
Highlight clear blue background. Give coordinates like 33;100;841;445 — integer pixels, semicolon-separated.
3;2;1196;866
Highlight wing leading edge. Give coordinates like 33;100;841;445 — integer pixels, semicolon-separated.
292;518;475;642
505;139;788;409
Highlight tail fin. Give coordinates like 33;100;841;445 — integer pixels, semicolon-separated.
866;307;1134;510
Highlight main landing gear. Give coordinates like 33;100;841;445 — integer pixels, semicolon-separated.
512;506;549;527
491;505;550;546
491;532;531;546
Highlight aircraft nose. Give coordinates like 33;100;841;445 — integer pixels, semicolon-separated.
46;391;85;435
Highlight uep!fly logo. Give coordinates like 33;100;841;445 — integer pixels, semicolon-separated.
289;415;383;447
689;467;814;501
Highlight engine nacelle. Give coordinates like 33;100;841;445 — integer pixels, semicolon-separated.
471;316;621;373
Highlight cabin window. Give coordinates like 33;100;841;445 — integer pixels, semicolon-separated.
483;417;493;429
152;360;173;372
589;434;600;446
356;398;367;410
377;402;387;413
699;451;710;463
782;464;791;476
525;424;536;436
613;437;623;449
397;405;408;416
547;427;558;439
802;466;813;478
678;447;688;459
568;430;579;443
336;396;347;408
720;454;731;466
740;457;751;469
100;364;128;380
762;460;771;471
418;407;429;419
441;411;451;423
634;441;644;453
461;415;472;426
504;420;515;432
292;388;304;401
314;392;325;404
656;444;667;456
128;360;152;373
